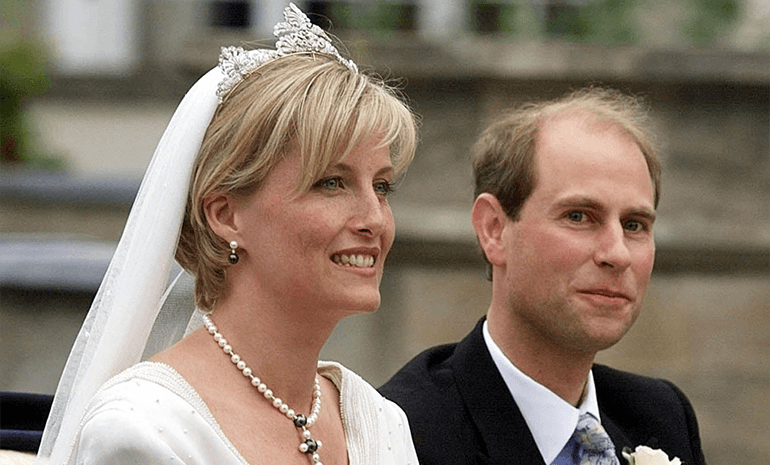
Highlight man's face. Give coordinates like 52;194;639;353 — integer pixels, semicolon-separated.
501;113;656;355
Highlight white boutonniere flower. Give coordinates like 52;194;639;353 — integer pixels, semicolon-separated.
622;446;682;465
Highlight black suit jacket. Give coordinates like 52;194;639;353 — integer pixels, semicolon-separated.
380;319;706;465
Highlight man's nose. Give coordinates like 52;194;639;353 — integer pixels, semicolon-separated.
594;223;632;270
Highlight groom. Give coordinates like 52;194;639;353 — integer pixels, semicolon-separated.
380;88;707;464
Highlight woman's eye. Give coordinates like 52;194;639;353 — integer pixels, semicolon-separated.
374;181;393;196
316;177;342;190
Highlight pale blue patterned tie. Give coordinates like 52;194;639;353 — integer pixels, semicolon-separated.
551;413;620;465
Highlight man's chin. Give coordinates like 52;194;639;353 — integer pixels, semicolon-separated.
569;313;635;352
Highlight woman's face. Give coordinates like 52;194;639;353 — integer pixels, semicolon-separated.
231;137;396;318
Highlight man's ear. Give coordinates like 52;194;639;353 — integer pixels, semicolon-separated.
203;192;238;242
471;193;508;267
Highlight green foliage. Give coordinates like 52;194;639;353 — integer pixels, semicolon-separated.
684;0;741;46
469;0;640;43
471;0;742;47
327;2;413;34
1;38;49;117
1;3;64;170
546;0;641;45
372;3;408;30
471;3;529;37
497;5;522;37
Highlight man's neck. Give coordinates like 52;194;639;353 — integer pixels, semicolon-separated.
487;311;596;406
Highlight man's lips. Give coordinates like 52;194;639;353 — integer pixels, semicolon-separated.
577;288;632;301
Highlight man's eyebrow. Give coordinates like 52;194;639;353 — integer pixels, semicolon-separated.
553;196;603;211
554;196;656;221
628;207;657;223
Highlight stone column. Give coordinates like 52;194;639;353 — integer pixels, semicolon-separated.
252;0;289;36
418;0;467;39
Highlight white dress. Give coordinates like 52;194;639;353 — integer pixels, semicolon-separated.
69;361;418;465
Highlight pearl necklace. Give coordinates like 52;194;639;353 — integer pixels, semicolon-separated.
202;315;324;464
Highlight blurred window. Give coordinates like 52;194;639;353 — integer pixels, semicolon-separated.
305;0;418;33
469;1;508;34
543;0;591;39
209;0;252;29
468;0;591;37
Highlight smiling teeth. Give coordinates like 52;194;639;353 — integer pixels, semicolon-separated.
332;254;375;268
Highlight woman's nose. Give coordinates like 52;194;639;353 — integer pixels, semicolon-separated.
351;190;387;236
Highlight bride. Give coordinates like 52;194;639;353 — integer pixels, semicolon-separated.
37;4;418;464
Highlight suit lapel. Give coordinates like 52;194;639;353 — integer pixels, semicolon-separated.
450;319;545;464
602;413;633;462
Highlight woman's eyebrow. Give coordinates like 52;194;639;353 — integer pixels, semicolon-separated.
326;162;394;177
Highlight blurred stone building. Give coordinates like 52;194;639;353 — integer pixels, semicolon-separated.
2;0;768;463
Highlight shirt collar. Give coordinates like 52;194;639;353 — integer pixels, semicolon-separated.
482;320;600;464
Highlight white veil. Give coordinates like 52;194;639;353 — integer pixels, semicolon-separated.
36;67;222;465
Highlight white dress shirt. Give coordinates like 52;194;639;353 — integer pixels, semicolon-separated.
483;321;601;464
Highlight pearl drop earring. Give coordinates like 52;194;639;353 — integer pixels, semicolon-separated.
229;240;239;264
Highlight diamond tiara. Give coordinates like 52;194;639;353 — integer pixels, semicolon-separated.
216;2;358;103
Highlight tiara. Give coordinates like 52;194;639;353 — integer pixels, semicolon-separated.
216;2;358;103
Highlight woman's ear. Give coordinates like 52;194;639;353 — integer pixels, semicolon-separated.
203;192;238;242
471;193;508;267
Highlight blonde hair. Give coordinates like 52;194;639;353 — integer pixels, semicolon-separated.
176;53;418;311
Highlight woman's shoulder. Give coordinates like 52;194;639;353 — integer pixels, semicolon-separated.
317;360;407;420
318;361;418;465
82;362;207;420
75;362;247;465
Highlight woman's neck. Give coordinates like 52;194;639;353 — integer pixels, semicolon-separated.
206;293;340;410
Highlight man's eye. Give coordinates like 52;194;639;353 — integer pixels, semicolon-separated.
624;220;643;232
567;211;585;222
